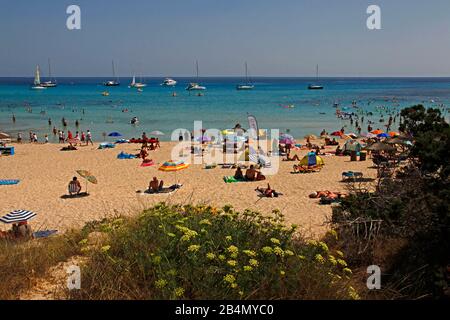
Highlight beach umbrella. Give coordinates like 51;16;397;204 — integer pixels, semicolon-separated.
0;132;11;139
377;133;390;138
0;210;37;224
361;132;377;138
159;160;190;185
77;170;98;193
108;132;123;137
347;133;358;139
280;134;295;145
150;131;165;136
331;131;342;137
371;129;384;135
365;142;396;152
389;131;400;137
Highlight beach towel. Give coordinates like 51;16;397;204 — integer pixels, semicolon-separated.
0;179;20;185
342;171;364;180
117;152;136;159
33;230;58;239
115;139;129;144
141;184;183;195
140;160;155;167
223;176;247;183
98;143;116;149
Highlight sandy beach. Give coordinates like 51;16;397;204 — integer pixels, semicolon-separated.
0;140;376;237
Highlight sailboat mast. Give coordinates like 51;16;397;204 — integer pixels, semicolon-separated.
196;60;199;81
316;64;319;81
48;58;52;81
35;65;41;85
245;62;248;83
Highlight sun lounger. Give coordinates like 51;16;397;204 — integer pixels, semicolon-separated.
342;171;364;181
0;179;20;186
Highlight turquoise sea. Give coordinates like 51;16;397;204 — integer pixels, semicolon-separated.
0;77;449;141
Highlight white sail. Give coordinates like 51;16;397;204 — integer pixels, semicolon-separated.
131;75;136;86
34;65;41;85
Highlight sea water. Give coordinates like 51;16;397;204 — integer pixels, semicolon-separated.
0;77;449;141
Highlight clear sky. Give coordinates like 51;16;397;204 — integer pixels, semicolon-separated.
1;0;450;77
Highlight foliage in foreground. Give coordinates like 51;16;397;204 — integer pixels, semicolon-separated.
0;232;83;300
332;105;450;299
70;204;358;300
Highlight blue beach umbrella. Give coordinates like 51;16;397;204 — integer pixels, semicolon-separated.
108;132;123;137
377;133;390;138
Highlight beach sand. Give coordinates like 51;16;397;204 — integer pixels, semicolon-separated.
0;141;376;237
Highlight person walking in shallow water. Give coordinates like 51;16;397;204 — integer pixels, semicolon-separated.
12;114;16;123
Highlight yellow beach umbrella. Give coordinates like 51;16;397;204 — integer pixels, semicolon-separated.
76;170;98;193
159;160;190;185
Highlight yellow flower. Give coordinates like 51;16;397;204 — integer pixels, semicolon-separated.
167;269;177;276
243;266;253;272
230;253;238;259
219;255;226;261
307;239;318;247
328;255;337;266
153;256;162;264
231;283;238;289
174;287;185;297
227;245;239;254
223;274;236;284
225;236;233;242
199;219;212;226
298;255;306;260
227;260;237;267
343;268;353;275
280;270;286;276
284;250;294;256
348;286;360;300
78;239;88;245
155;279;167;289
249;259;259;267
101;245;111;252
167;233;176;238
318;241;329;252
327;229;338;240
337;259;348;267
315;254;325;264
188;245;201;253
336;250;345;258
261;246;273;254
243;250;256;257
270;238;281;245
206;253;216;260
273;246;284;257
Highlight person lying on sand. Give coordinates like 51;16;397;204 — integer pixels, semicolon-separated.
149;177;164;193
256;184;279;198
69;177;82;195
309;191;347;199
284;152;301;161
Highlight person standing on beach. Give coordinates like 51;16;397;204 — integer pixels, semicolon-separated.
53;127;57;135
29;131;33;143
12;114;16;123
81;131;86;143
48;118;52;126
86;130;93;146
44;135;49;144
33;133;38;143
17;132;22;143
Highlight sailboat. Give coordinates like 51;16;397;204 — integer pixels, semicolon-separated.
130;74;147;88
31;65;46;90
104;60;120;86
236;62;254;90
308;64;324;90
41;58;57;88
186;61;206;91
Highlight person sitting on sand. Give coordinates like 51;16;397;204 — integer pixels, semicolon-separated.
149;177;164;193
13;221;33;240
69;177;82;195
256;171;266;181
256;184;279;198
139;147;149;160
245;165;257;181
234;167;244;180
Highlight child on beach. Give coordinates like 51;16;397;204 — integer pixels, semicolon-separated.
86;130;93;146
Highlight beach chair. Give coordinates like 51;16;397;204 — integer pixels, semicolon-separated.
342;171;364;181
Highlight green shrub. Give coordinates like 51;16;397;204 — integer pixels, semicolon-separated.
71;204;357;300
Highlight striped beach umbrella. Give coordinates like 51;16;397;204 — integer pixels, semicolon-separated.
150;131;165;136
0;210;37;224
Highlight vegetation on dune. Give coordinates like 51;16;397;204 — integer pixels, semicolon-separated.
69;204;357;300
331;105;450;299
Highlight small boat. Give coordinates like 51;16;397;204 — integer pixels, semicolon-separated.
186;61;206;91
130;74;147;88
161;78;177;87
104;60;120;86
308;64;324;90
236;62;254;90
40;58;57;88
31;65;47;90
186;83;206;91
137;88;144;93
102;91;110;96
